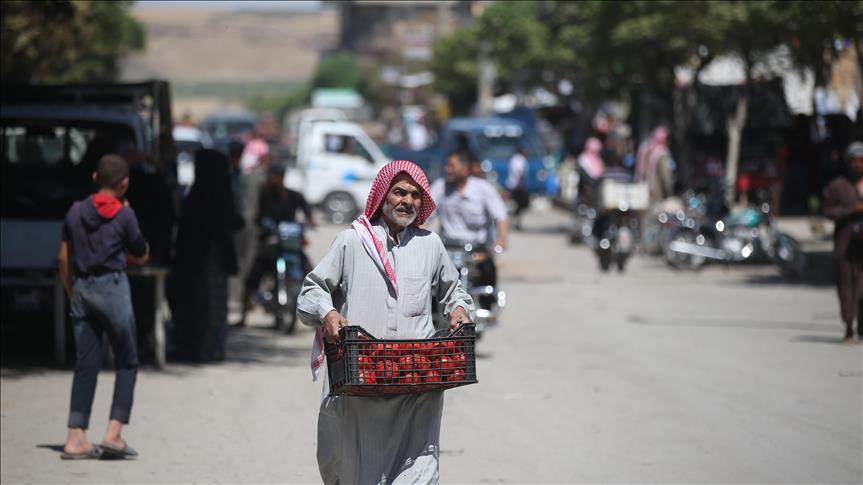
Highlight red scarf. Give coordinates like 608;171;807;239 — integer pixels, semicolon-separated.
92;194;123;219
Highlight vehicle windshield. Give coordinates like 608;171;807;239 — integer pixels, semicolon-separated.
475;128;543;160
1;121;137;218
203;119;254;141
1;122;137;167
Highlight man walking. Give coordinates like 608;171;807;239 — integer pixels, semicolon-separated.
823;141;863;344
297;160;474;484
58;154;149;459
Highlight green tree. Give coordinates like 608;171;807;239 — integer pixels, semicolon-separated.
312;52;366;92
1;0;145;83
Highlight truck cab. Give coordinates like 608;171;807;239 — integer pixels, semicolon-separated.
1;81;176;365
285;121;390;223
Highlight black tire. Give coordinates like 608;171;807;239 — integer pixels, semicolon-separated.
281;307;297;334
665;229;707;271
774;233;806;279
616;255;627;272
282;280;300;334
599;252;612;272
323;192;358;224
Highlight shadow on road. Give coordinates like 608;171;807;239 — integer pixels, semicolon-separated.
740;249;834;288
35;444;64;454
2;326;310;380
629;314;839;333
514;224;568;236
790;334;854;346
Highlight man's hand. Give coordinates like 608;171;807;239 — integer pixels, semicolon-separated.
323;310;348;343
448;306;470;331
493;238;507;253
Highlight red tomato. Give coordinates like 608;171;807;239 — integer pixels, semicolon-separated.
402;372;421;385
451;352;466;368
333;346;345;361
358;355;372;370
438;355;455;376
412;354;430;372
447;369;466;382
380;343;401;359
424;370;441;383
397;354;415;372
375;360;399;383
358;370;377;384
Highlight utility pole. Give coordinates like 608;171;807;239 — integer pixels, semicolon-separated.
477;41;495;116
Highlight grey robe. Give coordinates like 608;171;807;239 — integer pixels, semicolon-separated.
297;218;475;485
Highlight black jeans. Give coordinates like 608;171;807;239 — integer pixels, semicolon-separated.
68;272;139;429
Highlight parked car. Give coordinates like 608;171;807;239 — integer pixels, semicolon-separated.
173;125;213;191
200;111;256;153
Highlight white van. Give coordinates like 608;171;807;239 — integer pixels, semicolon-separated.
285;121;390;223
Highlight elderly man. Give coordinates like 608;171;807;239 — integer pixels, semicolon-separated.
297;160;475;484
823;141;863;344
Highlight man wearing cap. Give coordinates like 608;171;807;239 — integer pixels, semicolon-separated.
297;160;474;484
824;141;863;344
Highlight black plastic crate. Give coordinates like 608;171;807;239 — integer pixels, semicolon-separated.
325;323;478;396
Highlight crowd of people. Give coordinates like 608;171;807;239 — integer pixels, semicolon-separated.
54;103;863;475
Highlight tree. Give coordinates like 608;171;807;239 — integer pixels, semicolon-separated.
311;52;366;93
1;0;145;83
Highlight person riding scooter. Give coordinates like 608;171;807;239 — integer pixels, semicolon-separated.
237;163;315;327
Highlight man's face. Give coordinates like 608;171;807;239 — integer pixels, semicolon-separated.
382;173;422;228
444;155;470;184
268;173;283;188
850;157;863;178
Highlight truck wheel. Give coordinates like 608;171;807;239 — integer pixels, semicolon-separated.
323;192;358;224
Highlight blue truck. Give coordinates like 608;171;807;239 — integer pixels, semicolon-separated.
385;117;557;195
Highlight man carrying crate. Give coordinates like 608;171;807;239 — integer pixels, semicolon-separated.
297;160;475;484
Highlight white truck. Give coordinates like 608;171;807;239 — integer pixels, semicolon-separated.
284;120;390;223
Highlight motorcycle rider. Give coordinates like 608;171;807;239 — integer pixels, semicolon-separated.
429;151;509;291
237;162;315;327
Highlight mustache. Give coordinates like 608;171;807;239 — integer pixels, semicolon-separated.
394;204;416;215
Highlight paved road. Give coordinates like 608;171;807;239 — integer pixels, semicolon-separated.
2;206;861;484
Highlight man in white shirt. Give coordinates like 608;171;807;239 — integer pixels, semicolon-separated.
505;147;530;230
429;152;509;288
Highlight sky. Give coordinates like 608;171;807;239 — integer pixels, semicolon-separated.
135;1;324;12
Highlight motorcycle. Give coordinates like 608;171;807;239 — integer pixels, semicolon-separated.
433;242;506;338
594;208;640;272
255;218;308;333
665;200;805;278
593;177;649;272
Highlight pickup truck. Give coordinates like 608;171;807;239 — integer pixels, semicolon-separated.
284;120;390;223
384;117;556;195
1;81;177;366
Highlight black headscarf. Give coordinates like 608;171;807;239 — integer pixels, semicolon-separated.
174;149;241;274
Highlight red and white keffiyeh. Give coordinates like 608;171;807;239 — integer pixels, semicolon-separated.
311;160;435;380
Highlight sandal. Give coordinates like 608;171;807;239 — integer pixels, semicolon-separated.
99;442;138;459
60;447;102;460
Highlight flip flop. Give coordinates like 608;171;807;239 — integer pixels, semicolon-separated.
99;442;138;459
60;447;102;460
